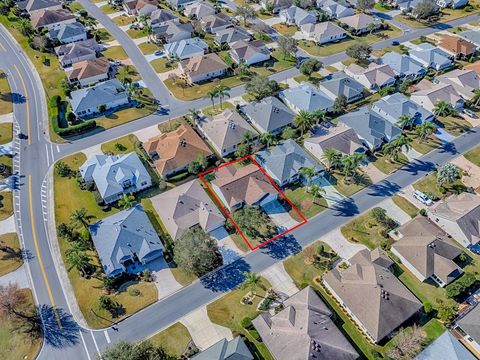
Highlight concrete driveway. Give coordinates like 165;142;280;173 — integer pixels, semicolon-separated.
210;227;245;264
262;200;300;232
315;176;345;206
147;258;183;300
180;306;232;350
261;263;298;298
318;228;367;260
435;128;456;143
0;214;15;234
451;155;480;190
377;198;411;226
397;185;430;210
262;17;283;26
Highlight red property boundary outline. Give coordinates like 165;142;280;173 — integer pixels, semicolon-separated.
198;155;308;251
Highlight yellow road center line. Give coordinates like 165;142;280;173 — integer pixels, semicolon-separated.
28;176;62;329
14;65;31;145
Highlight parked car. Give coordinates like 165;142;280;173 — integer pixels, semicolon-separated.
391;41;399;46
463;108;477;118
129;23;138;30
154;50;164;56
413;190;433;206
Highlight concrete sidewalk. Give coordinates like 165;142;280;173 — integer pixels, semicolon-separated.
0;265;29;289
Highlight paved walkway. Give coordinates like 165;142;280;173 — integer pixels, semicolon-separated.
0;265;29;288
404;147;423;161
315;176;345;206
318;228;367;260
133;124;161;142
0;112;13;123
361;162;387;184
82;143;102;157
261;262;298;298
436;128;456;143
377;198;412;226
451;155;480;190
0;215;15;234
210;227;245;265
180;306;232;350
262;200;299;232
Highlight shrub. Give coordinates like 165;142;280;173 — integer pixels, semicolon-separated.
241;317;252;329
419;208;427;216
57;120;97;137
249;329;261;342
423;301;433;314
128;288;141;296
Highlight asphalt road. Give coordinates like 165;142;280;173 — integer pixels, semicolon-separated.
1;6;480;360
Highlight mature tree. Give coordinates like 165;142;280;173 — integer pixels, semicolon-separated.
357;0;375;13
382;135;411;162
188;152;208;174
236;59;250;76
281;126;297;140
433;100;454;117
473;88;480;106
18;19;34;38
138;14;149;27
332;95;347;114
309;184;325;204
413;0;438;20
294;110;315;136
124;82;139;99
215;85;231;109
118;194;135;209
242;131;256;145
236;4;255;26
55;161;72;177
299;58;322;78
101;340;174;360
322;148;342;171
188;108;200;121
277;35;298;59
207;88;218;109
242;271;263;294
386;325;426;360
346;43;372;66
259;132;276;147
235;142;251;158
397;114;415;130
311;109;326;125
173;227;223;277
299;166;317;187
415;121;436;142
98;295;120;317
143;24;154;42
65;244;93;277
231;206;275;240
245;76;279;100
437;162;460;187
341;153;366;182
70;208;93;230
367;22;377;34
436;300;458;322
117;65;137;84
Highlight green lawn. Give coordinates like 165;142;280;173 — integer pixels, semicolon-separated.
341;210;392;249
164;76;244;101
0;289;42;360
0;122;12;145
374;2;392;12
0;190;13;221
207;277;274;360
271;23;297;36
284;185;328;220
413;172;466;200
202;102;234;116
67;1;84;12
138;42;163;55
150;57;171;73
0;233;22;277
437;115;472;136
100;4;120;14
100;134;138;154
0;71;13;115
371;153;409;174
464;145;480;167
126;29;146;39
325;170;371;197
392;195;418;218
112;14;135;26
407;131;442;154
96;29;114;43
102;46;128;60
150;323;193;358
293;72;322;85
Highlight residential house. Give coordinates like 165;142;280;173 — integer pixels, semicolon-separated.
229;40;271;66
168;0;196;9
427;192;480;248
391;216;463;287
300;22;347;45
437;0;468;8
319;72;365;103
179;53;228;83
122;0;158;16
164;37;209;60
345;63;396;91
439;34;476;59
255;139;323;187
279;5;317;26
214;27;251;47
323;248;422;343
436;69;480;100
409;43;453;71
304;123;366;161
371;92;434;127
200;13;232;34
55;39;100;67
340;13;380;35
379;52;426;80
89;205;163;277
253;286;359;360
191;337;253;360
465;59;480;75
211;163;278;211
30;9;76;30
338;106;402;151
21;0;62;15
197;109;258;157
316;0;354;19
150;180;224;240
279;82;334;113
48;21;87;44
69;79;130;118
410;79;464;112
153;21;193;44
459;29;480;48
184;1;216;19
241;96;295;134
149;9;179;28
392;0;429;11
454;305;480;357
68;57;111;86
415;331;476;360
79;152;152;204
143;124;213;178
261;0;292;13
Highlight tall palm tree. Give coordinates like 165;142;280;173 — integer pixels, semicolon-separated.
237;59;249;76
299;166;317;188
321;148;342;171
415;121;436;143
341;153;366;183
259;132;275;147
382;135;411;162
242;271;262;294
397;114;414;130
294;110;314;136
66;247;92;277
70;208;93;230
207;88;218;109
473;88;480;106
18;19;34;38
215;85;231;109
242;131;256;144
138;14;149;28
118;194;135;209
433;100;453;117
188;108;200;122
124;82;138;99
309;184;325;204
143;24;154;42
312;109;326;125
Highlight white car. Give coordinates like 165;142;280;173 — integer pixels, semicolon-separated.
413;190;433;206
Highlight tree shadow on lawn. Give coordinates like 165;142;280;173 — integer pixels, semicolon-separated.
40;305;81;349
200;258;251;292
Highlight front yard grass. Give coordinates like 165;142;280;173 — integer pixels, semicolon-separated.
325;170;372;197
100;134;138;154
371;153;409;174
293;72;322;85
284;185;328;219
164;76;244;101
0;190;13;221
139;42;163;55
407;131;442;154
150;57;171;73
0;233;22;277
113;14;135;26
437;115;472;137
206;277;274;360
0;155;12;180
0;70;13;115
100;4;120;14
271;23;297;36
96;29;114;43
201;102;234;116
341;210;392;249
102;46;128;60
126;28;146;39
0;122;12;145
464;145;480;167
413;172;466;200
392;195;418;218
149;323;193;358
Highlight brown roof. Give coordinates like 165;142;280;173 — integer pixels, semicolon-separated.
439;34;476;56
143;124;213;176
180;53;227;79
212;163;276;209
465;60;480;74
68;57;110;81
31;9;75;28
230;40;270;61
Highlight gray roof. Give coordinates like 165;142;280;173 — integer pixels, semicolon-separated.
89;205;163;277
316;0;354;18
304;123;366;156
70;79;128;114
410;43;452;68
23;0;61;12
241;96;294;133
280;5;317;25
79;152;151;201
338;106;402;150
192;337;253;360
371;92;433;126
214;27;251;45
379;52;426;78
255;139;323;184
165;37;208;59
459;29;480;46
49;21;86;42
253;287;359;360
184;1;216;18
149;9;178;25
55;39;99;63
416;331;475;360
319;72;364;102
457;305;480;344
153;21;193;42
280;82;334;112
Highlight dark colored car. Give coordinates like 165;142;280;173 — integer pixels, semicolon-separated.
391;41;400;46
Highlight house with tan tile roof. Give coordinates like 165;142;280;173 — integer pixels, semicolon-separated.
340;13;380;35
31;8;76;30
211;163;278;211
183;1;216;19
229;40;271;66
123;0;158;16
150;179;224;240
68;57;111;87
345;63;396;91
143;124;213;178
179;53;228;84
200;13;232;33
410;79;464;112
300;21;347;45
436;69;480;101
439;34;476;59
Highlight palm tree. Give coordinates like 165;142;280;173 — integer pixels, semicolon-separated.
124;82;138;99
473;88;480;106
312;109;326;125
118;194;135;209
237;59;249;76
367;22;377;35
242;131;256;144
215;85;231;109
143;24;154;42
294;110;314;136
259;132;275;147
188;108;200;122
433;100;453;117
70;208;93;230
341;153;366;183
415;121;436;143
66;246;92;277
18;19;34;38
321;148;342;171
397;114;414;130
382;135;411;162
242;271;262;295
299;166;317;188
308;184;325;204
138;14;149;28
207;88;218;109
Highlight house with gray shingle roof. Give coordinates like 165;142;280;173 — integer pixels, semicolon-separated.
48;21;87;44
80;152;152;204
191;337;253;360
149;9;179;28
338;106;402;151
20;0;62;15
319;72;365;103
279;83;334;113
340;13;380;34
253;286;359;360
300;21;347;45
229;40;271;66
184;1;216;19
410;79;464;112
415;331;476;360
345;63;396;91
200;13;232;33
379;52;426;80
241;96;295;134
316;0;354;19
261;0;292;13
69;79;130;118
214;27;251;46
168;0;196;9
255;139;323;187
55;39;101;67
153;21;193;44
371;92;434;127
409;43;453;71
279;5;317;26
436;69;480;100
454;305;480;355
89;205;163;277
459;29;480;47
165;37;208;60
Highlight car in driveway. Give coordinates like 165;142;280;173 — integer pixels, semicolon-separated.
413;190;433;206
154;50;164;56
463;108;477;118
